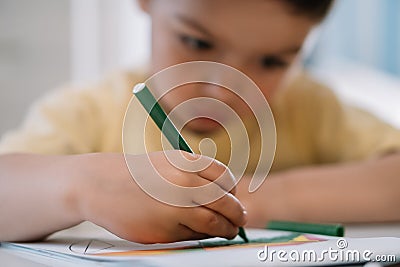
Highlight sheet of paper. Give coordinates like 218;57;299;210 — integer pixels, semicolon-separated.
2;227;399;267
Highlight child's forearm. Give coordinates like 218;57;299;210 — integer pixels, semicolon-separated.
281;152;400;222
0;154;83;241
240;152;400;226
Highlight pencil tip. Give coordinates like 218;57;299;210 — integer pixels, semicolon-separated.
238;227;249;243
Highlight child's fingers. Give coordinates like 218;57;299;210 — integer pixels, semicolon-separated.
189;175;241;211
180;207;239;239
201;192;247;227
197;159;237;195
158;151;237;194
174;223;211;241
174;150;237;194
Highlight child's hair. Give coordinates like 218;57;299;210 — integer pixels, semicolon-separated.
283;0;334;20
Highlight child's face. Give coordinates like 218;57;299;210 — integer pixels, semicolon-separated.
141;0;317;133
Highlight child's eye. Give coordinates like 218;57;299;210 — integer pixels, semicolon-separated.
261;56;288;69
179;35;213;51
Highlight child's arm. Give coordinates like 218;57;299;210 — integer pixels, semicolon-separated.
238;152;400;227
0;152;246;243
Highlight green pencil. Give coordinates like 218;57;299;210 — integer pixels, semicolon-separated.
133;82;249;243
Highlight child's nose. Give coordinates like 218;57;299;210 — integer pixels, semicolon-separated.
201;84;235;105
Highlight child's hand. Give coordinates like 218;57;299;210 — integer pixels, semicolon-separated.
76;152;247;243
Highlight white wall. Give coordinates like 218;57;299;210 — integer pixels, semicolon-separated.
0;0;71;136
0;0;150;136
70;0;150;84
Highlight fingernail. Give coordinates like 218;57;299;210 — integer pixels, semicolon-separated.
242;210;248;224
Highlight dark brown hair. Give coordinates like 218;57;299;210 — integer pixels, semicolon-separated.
283;0;334;20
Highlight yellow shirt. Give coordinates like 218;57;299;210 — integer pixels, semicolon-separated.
1;70;399;172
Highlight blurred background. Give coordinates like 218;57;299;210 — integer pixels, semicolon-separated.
0;0;399;137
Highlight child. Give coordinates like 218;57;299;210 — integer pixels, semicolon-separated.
1;0;400;243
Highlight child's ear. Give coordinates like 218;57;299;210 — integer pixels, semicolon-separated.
137;0;151;13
